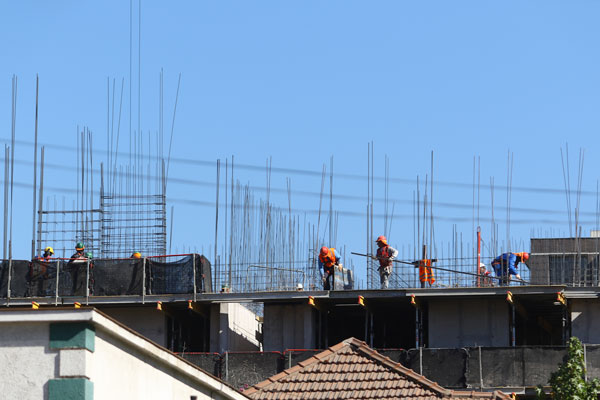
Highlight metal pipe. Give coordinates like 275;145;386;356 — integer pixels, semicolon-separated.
55;260;60;306
142;256;146;303
192;254;197;301
37;147;44;259
31;75;39;258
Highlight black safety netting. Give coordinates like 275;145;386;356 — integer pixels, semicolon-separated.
0;261;9;298
285;350;320;369
583;345;600;379
402;348;467;388
147;255;211;295
0;254;212;298
93;259;144;296
224;352;283;391
180;353;222;378
466;347;568;388
522;347;567;386
378;349;406;364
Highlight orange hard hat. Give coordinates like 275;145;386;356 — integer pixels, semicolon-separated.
132;252;142;259
320;247;329;256
376;235;387;243
520;252;529;261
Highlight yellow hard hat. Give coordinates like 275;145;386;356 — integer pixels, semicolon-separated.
44;247;54;255
132;252;142;259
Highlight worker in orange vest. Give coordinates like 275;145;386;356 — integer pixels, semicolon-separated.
375;236;398;289
318;247;341;290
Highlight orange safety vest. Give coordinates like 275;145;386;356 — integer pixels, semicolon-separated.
319;248;337;272
377;245;393;268
416;259;435;284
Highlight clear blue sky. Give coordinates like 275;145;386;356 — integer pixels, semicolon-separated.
1;2;600;286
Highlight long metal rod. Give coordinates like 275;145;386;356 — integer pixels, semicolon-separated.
351;252;531;284
9;76;17;262
37;147;45;258
214;159;220;292
31;75;39;258
3;146;9;260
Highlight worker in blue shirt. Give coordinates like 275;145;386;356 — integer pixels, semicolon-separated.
491;252;528;285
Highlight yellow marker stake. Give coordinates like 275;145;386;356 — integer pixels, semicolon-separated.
156;301;162;311
358;295;365;307
74;302;81;308
31;301;39;309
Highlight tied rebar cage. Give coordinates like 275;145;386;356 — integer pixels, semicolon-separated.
101;193;167;258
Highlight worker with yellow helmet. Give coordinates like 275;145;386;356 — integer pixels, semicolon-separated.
41;246;54;261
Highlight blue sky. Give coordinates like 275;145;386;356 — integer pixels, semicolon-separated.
1;2;600;286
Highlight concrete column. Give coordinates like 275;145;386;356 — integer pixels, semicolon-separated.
264;303;317;351
428;298;509;347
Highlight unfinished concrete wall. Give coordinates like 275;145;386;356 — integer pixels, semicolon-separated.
210;303;261;353
428;297;509;347
571;299;600;344
263;303;316;351
98;306;167;347
530;238;600;285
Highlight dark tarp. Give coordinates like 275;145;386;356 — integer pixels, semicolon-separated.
586;345;600;379
147;254;211;294
224;352;283;391
180;353;222;378
0;254;212;298
285;350;320;369
10;260;36;297
93;259;143;296
466;346;568;388
0;261;9;298
402;348;467;388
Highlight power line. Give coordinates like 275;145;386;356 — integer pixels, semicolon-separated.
2;137;599;196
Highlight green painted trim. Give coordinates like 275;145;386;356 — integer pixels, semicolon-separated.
50;322;95;352
48;378;93;400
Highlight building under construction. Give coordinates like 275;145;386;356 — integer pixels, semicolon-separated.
1;235;600;396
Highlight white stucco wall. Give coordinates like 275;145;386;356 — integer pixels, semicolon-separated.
92;328;220;399
0;322;56;400
428;297;509;347
0;309;249;400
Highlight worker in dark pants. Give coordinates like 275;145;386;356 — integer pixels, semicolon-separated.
318;247;341;290
491;252;528;285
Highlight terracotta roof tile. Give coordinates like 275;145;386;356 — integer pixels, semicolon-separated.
247;338;511;400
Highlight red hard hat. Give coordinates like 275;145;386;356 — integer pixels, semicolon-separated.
521;252;529;261
376;235;387;243
320;247;329;256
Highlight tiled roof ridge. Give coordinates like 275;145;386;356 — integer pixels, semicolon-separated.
243;341;346;396
344;338;510;400
244;337;512;400
343;337;452;397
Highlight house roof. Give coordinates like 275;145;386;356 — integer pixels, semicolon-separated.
244;337;511;400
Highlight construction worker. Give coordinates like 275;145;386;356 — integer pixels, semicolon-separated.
28;246;55;296
491;252;528;285
42;246;54;261
479;263;493;287
318;247;341;290
69;242;87;264
375;236;398;289
131;252;142;259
